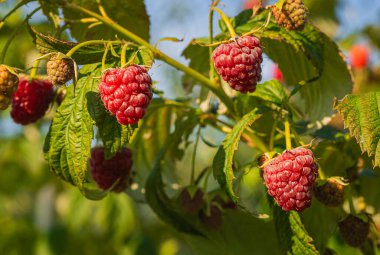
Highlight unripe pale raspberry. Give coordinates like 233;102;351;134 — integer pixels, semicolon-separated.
263;147;319;212
0;65;19;110
47;54;75;86
212;36;263;93
89;147;133;193
271;0;308;30
179;188;204;214
99;65;153;125
11;78;54;125
313;178;344;207
338;214;370;247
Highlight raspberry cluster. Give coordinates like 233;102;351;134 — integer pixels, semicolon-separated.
271;0;308;30
99;65;153;125
11;78;54;125
338;214;370;247
90;147;133;193
47;53;75;86
0;65;19;110
263;147;319;212
212;36;263;93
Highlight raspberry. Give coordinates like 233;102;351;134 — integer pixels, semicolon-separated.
89;147;133;193
199;204;222;230
271;0;308;30
349;45;369;69
99;65;153;125
212;36;263;93
178;188;204;214
273;64;284;82
263;147;319;212
338;214;370;247
47;53;75;86
0;65;19;110
313;178;344;207
11;78;54;125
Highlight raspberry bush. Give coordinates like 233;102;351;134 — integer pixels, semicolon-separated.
1;0;380;254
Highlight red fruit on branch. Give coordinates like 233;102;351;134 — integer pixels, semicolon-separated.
273;64;284;82
349;45;369;69
99;65;153;125
212;36;263;93
89;147;133;193
263;147;319;212
11;78;54;125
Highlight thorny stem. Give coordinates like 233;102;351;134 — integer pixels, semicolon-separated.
66;40;122;57
0;7;41;64
63;2;235;113
284;119;292;150
190;126;201;185
211;7;237;38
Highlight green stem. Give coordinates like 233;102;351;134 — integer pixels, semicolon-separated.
269;115;278;151
0;0;35;23
208;2;216;81
211;7;237;38
318;167;326;180
284;119;292;150
347;186;356;215
190;126;201;185
120;43;129;67
63;2;235;113
101;42;111;71
0;7;41;64
30;57;40;78
66;40;121;57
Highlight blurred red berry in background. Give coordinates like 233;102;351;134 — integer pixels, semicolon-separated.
349;44;369;69
243;0;265;10
273;64;284;82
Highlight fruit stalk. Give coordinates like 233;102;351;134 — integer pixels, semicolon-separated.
211;7;238;38
284;119;292;150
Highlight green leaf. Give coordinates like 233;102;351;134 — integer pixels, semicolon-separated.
251;80;288;106
213;108;262;203
44;67;96;190
226;9;353;122
274;207;319;255
62;0;150;41
145;113;204;236
335;92;380;167
38;0;61;27
87;92;135;159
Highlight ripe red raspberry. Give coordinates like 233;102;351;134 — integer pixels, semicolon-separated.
89;147;133;193
338;214;370;247
99;65;153;125
263;147;319;212
178;188;204;214
47;53;75;86
212;36;263;93
271;0;308;30
243;0;266;10
0;65;19;110
313;178;344;207
10;78;54;125
349;45;369;69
